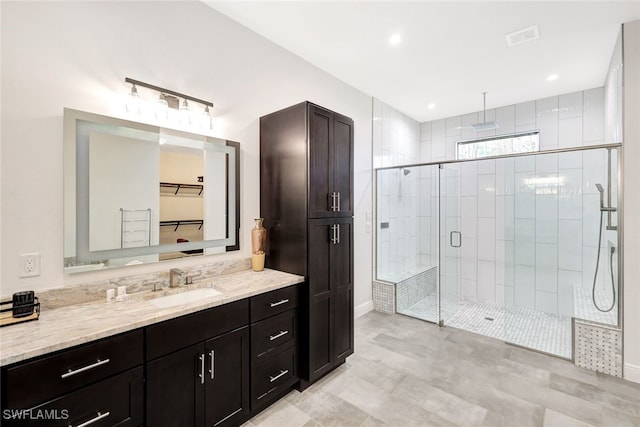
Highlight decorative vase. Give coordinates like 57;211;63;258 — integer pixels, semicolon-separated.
251;218;266;271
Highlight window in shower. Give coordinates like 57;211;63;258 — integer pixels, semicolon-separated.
457;131;539;160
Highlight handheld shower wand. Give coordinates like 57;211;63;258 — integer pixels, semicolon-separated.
592;183;616;312
596;183;616;212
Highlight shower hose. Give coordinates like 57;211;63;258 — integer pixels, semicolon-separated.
592;210;616;313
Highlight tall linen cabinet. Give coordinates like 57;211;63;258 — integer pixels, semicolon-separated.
260;101;354;386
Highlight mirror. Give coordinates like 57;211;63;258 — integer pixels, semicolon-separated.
63;109;240;273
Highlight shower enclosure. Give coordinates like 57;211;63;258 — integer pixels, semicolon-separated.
375;145;621;359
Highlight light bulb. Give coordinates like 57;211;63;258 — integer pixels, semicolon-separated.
155;93;168;121
125;84;141;115
201;106;212;129
179;99;190;125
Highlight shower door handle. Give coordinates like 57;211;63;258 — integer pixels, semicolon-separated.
450;231;462;248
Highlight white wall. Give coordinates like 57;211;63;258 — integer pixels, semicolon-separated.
622;20;640;383
0;2;373;314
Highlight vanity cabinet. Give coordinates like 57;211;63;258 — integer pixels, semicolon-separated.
145;300;250;427
1;284;304;427
1;329;144;426
260;102;354;387
249;285;300;412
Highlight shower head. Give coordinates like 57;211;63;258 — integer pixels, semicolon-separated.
595;183;605;209
403;168;411;176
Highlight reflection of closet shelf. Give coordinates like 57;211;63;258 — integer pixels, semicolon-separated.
160;220;204;231
160;182;203;196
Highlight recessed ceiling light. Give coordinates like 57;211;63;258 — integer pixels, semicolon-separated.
427;103;435;109
389;34;402;46
547;74;559;81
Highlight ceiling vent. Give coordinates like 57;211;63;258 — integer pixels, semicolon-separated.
505;25;539;47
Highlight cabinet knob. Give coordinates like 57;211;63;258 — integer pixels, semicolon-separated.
269;330;289;341
270;299;289;308
269;369;289;383
61;359;110;379
209;350;215;380
199;354;205;384
71;411;110;427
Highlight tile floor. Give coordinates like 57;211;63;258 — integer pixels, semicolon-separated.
245;311;640;427
399;293;572;358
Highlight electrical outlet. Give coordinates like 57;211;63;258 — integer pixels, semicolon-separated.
19;253;40;277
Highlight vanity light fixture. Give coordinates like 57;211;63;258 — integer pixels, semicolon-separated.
123;77;214;129
179;99;191;125
125;83;141;115
201;105;212;129
155;93;169;121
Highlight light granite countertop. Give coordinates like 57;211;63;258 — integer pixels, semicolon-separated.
0;268;304;367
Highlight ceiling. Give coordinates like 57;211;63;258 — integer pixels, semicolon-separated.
206;1;640;122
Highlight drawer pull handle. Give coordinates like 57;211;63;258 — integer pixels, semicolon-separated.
71;411;110;427
269;330;289;341
61;359;110;379
269;369;289;383
199;354;205;384
209;350;215;380
270;299;289;308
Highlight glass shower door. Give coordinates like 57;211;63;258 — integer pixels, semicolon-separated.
439;163;462;325
377;165;440;323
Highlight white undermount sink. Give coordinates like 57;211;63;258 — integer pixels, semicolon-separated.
150;288;224;308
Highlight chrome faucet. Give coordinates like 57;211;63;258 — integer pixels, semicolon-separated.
169;268;185;288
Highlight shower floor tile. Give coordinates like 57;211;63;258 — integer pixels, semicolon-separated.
399;293;572;359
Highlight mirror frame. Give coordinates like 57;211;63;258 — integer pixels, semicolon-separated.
63;108;240;272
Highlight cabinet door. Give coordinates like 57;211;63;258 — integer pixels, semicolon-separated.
307;219;334;381
5;367;143;427
146;343;205;427
308;105;334;218
332;113;354;217
333;219;354;362
204;327;249;427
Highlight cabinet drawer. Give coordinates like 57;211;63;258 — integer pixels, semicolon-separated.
146;299;249;360
250;285;299;322
4;329;143;409
251;310;297;362
3;367;144;427
251;347;297;409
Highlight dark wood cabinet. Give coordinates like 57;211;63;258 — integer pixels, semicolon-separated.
204;328;250;427
145;302;250;427
1;285;307;427
307;218;354;381
307;104;354;219
1;330;144;427
146;343;202;427
249;286;300;413
261;102;354;387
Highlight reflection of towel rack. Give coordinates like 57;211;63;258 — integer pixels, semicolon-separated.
120;208;151;248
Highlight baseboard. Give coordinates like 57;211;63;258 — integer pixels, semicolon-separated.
355;300;374;319
624;363;640;383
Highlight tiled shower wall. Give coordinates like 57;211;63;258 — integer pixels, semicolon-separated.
374;99;434;281
375;87;618;323
419;87;618;321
